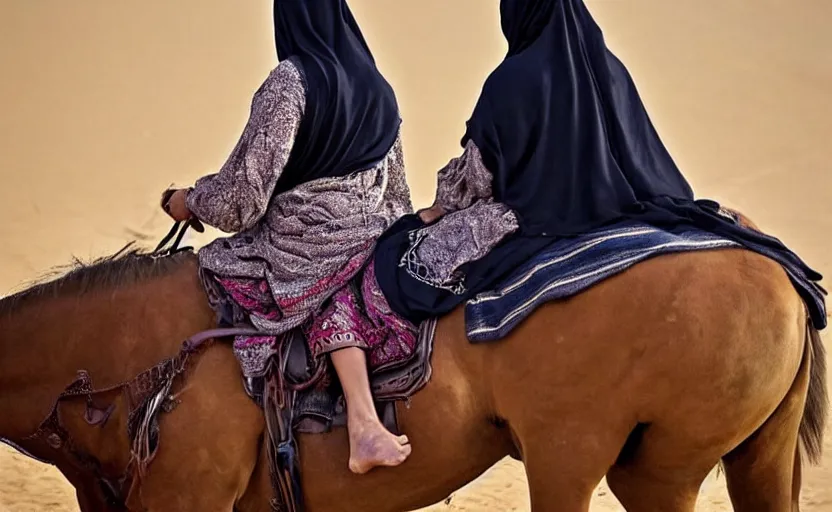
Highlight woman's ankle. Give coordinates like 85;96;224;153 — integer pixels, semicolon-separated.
348;410;382;429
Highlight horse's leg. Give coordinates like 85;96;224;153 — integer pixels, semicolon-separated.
606;457;712;512
511;403;631;511
235;443;274;512
131;344;264;511
486;307;655;511
721;333;811;512
522;437;621;512
606;417;721;512
605;329;808;512
603;358;774;512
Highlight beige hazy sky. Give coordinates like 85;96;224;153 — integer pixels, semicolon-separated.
0;1;830;292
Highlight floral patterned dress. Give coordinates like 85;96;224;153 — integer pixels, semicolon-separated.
189;58;413;377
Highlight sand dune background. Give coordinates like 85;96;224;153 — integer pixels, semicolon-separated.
0;1;830;510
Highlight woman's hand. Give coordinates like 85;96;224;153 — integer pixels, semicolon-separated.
417;204;446;224
161;188;193;222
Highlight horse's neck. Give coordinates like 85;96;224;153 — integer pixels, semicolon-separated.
0;262;215;439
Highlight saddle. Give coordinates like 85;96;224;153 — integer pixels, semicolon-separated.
154;220;437;511
246;319;436;512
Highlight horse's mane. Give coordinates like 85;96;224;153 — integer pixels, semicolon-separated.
0;244;196;317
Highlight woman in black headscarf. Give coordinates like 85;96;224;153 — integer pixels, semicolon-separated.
161;0;413;473
372;0;823;327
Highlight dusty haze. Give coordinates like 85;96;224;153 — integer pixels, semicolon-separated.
0;1;830;510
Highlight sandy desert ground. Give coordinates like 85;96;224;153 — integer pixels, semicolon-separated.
1;0;830;510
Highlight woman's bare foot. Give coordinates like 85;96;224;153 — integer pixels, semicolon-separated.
347;417;412;474
329;347;411;473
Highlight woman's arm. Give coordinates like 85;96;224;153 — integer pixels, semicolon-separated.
407;140;520;288
183;61;306;233
435;141;494;211
418;141;494;224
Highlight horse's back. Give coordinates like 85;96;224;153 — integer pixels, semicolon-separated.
483;246;804;392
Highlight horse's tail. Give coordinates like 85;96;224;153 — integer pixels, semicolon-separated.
800;324;828;464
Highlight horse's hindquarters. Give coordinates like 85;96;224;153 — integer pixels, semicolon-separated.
483;248;808;510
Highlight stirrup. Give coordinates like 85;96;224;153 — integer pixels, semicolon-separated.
243;376;265;408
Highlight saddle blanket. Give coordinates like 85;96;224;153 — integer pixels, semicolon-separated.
465;222;827;343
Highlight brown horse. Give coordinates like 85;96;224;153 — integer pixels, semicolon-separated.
0;242;826;511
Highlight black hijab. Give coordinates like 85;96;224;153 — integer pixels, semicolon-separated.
272;0;400;193
373;0;825;329
465;0;694;236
